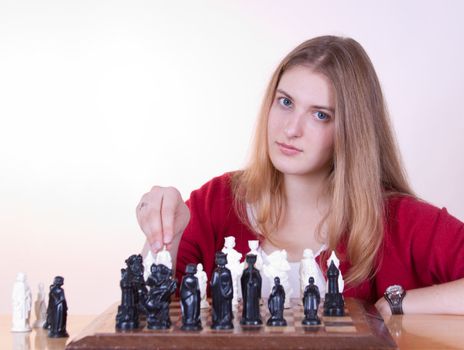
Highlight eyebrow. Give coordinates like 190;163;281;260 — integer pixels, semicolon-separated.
276;88;335;114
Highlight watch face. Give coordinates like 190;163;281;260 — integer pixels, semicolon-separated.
386;284;404;297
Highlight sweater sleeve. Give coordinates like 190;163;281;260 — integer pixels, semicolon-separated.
379;196;464;294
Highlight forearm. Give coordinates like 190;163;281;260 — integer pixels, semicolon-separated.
376;278;464;315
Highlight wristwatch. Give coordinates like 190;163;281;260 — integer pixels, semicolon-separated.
384;285;406;315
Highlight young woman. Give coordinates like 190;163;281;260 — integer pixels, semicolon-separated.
136;36;464;315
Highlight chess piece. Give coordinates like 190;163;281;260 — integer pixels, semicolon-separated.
180;264;202;331
262;249;292;308
155;245;173;269
195;263;210;309
323;260;345;316
240;254;262;325
116;268;139;330
145;264;177;329
210;252;234;330
222;236;242;308
126;254;148;316
267;277;287;327
47;276;69;338
302;277;321;325
299;249;326;303
246;240;263;271
326;251;344;293
33;283;47;328
11;272;32;332
143;250;156;280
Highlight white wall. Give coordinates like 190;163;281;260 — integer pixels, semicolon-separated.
0;0;463;314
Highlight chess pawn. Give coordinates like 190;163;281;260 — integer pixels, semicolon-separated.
299;249;326;304
302;277;321;325
326;251;344;293
195;263;210;309
180;264;202;331
267;277;287;327
33;283;47;328
221;236;242;308
11;272;32;332
47;276;69;338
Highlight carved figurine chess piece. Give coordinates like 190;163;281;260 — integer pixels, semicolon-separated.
180;264;202;331
302;277;321;325
11;272;32;332
195;263;210;309
210;252;234;330
240;254;262;326
33;282;47;328
267;276;287;326
46;276;69;338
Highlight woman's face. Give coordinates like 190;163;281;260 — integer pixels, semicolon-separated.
267;65;335;178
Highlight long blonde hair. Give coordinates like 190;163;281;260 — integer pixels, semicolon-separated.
232;36;414;285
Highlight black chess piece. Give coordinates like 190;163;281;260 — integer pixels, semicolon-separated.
180;264;202;331
210;251;234;330
302;276;321;325
126;254;148;317
267;276;287;326
240;254;262;326
116;268;139;330
47;276;69;338
323;260;345;316
43;282;53;330
145;263;177;329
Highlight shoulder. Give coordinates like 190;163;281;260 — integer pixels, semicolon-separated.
383;194;464;243
189;172;236;200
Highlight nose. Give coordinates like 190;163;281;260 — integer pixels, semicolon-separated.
284;112;304;139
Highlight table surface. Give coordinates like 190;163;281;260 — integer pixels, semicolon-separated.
1;313;464;350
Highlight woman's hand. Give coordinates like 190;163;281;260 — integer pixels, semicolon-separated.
136;186;190;253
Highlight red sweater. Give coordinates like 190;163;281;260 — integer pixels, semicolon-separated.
176;173;464;303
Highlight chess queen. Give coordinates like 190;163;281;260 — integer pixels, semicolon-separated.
137;36;464;316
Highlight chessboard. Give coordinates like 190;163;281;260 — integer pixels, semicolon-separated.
65;298;397;350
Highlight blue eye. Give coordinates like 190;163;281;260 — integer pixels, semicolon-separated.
314;111;329;121
278;97;293;108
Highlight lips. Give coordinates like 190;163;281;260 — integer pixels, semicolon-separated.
276;142;303;152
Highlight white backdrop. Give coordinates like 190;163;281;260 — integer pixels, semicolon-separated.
0;0;463;315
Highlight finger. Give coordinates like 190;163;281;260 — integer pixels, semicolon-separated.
160;189;179;245
138;191;164;252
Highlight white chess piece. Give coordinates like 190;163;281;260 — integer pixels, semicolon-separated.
299;249;326;303
155;245;173;270
327;251;344;292
221;236;243;308
143;250;157;280
246;240;263;271
11;272;32;332
32;283;47;328
263;250;292;308
195;263;210;309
